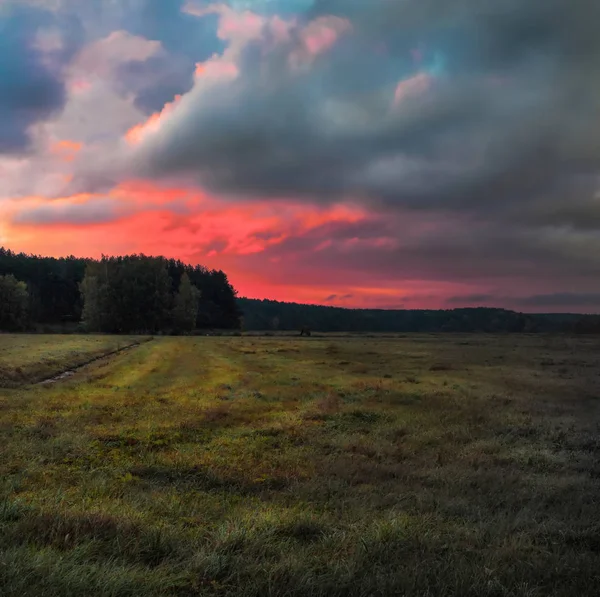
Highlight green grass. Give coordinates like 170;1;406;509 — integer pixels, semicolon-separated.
0;334;145;386
1;333;600;596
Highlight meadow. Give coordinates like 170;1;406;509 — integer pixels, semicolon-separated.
0;335;143;387
1;333;600;596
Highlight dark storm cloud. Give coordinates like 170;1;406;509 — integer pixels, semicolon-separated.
0;4;81;153
129;0;600;218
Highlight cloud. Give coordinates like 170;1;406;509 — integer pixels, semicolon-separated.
96;0;598;220
514;293;600;309
12;197;120;225
71;29;194;114
323;292;353;302
445;294;496;306
0;4;77;153
4;0;600;313
445;292;600;312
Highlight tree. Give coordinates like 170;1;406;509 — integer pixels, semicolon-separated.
1;248;241;332
0;248;86;325
80;255;172;333
0;274;29;331
173;273;200;332
80;272;108;331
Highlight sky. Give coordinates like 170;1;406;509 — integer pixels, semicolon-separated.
1;0;600;312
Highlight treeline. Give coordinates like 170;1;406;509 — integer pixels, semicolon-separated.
3;246;600;334
0;248;240;332
238;298;597;333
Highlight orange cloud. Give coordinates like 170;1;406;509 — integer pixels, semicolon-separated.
5;180;367;257
125;95;182;145
4;180;478;309
2;186;481;310
194;59;240;80
50;139;83;162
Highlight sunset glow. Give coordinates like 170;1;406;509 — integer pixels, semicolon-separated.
2;0;599;312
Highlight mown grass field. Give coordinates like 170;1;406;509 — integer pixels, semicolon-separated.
1;333;600;596
0;334;143;387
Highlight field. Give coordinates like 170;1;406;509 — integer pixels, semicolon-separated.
1;333;600;596
0;335;143;387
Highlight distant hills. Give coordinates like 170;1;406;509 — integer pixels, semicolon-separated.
238;298;598;333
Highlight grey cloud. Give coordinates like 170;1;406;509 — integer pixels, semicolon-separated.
445;294;496;306
223;1;316;15
115;54;194;113
230;213;600;300
13;198;121;225
12;192;195;225
55;0;223;65
0;5;76;153
514;293;600;308
126;0;600;220
103;0;600;302
22;0;224;117
446;292;600;312
323;292;355;302
10;0;600;307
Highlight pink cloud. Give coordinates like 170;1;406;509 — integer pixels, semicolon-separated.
302;16;351;56
290;16;352;70
5;180;369;264
194;60;240;80
184;4;267;45
217;9;265;42
68;79;92;94
393;72;432;107
73;31;162;79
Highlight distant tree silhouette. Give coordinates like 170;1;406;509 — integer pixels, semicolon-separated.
238;298;593;334
0;248;241;332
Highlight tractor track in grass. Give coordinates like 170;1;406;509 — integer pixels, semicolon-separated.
35;337;153;385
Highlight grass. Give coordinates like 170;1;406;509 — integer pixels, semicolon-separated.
0;334;144;387
1;333;600;596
